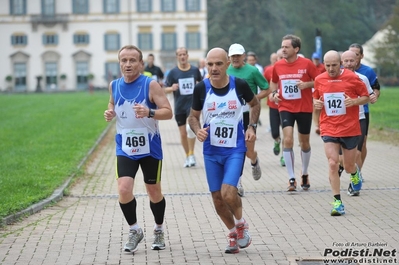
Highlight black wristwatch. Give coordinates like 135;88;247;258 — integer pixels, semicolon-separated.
248;123;257;131
148;108;155;118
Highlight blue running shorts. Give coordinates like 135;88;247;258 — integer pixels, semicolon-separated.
204;152;246;192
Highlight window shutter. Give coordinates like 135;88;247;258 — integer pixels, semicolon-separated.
104;34;108;50
117;34;120;50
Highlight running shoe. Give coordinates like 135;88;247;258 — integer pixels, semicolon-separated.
350;169;363;191
338;164;344;177
151;230;165;250
236;221;251;249
183;157;190;168
347;183;360;196
280;156;285;167
287;178;297;192
237;178;244;197
251;158;262;180
356;164;364;182
330;199;345;216
225;232;239;254
300;175;310;190
273;141;280;156
124;228;144;253
188;155;196;167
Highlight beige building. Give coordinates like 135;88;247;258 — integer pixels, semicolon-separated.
0;0;208;91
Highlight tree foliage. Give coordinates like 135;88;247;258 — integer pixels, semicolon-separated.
371;0;399;83
208;0;397;68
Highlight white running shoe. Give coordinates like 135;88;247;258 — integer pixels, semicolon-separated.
183;157;190;168
237;178;244;197
188;155;196;167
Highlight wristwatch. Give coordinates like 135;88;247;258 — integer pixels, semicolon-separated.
248;123;257;131
148;108;155;118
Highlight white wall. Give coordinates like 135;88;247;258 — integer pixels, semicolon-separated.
0;0;208;91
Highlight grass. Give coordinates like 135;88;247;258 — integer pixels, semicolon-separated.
369;88;399;131
368;87;399;144
0;91;110;219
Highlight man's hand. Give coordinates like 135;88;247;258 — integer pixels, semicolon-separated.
196;126;210;142
245;127;256;142
104;109;116;122
313;96;324;110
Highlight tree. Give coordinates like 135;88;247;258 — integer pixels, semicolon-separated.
371;0;399;85
207;0;396;66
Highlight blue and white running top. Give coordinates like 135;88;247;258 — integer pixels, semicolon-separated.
202;76;247;156
112;75;162;160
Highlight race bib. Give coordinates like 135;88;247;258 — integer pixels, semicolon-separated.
178;77;195;95
281;79;301;100
121;127;150;155
209;119;237;148
324;92;346;116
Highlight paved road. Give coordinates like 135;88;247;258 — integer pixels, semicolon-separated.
1;103;398;265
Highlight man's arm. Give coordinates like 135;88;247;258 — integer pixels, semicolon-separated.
269;81;281;103
188;109;202;136
257;89;270;100
247;96;260;126
371;79;381;98
148;80;173;120
188;109;209;143
104;81;116;122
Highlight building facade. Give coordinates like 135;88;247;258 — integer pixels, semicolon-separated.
0;0;208;91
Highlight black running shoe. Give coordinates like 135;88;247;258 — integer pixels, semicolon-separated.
301;175;310;190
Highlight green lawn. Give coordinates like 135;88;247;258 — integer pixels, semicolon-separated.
369;87;399;131
0;91;110;219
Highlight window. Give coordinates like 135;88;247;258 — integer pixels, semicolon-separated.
138;33;153;50
137;0;152;12
186;32;200;49
11;34;28;45
185;0;200;12
161;33;177;51
104;0;119;14
76;61;88;90
42;34;58;45
73;0;89;14
14;63;27;91
10;0;26;15
104;33;120;51
161;0;175;12
45;62;58;90
105;62;120;83
74;33;89;44
42;0;55;16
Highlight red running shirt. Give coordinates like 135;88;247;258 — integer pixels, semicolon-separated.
313;69;369;137
272;57;319;113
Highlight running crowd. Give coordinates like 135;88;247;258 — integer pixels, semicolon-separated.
103;35;380;255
